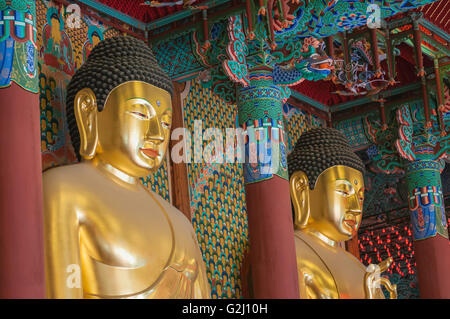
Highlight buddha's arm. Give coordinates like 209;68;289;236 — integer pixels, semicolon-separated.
301;271;334;299
43;175;83;299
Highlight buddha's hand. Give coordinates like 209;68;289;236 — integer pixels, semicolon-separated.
364;257;397;299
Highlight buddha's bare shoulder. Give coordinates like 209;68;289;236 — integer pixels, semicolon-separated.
294;231;322;259
42;163;116;211
149;190;194;234
43;163;97;187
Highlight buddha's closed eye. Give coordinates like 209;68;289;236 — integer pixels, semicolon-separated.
128;111;148;120
335;189;350;197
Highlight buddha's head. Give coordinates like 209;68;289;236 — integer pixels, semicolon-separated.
288;128;365;242
66;36;173;178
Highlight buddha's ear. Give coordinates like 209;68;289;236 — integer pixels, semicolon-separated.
74;88;98;160
290;171;310;229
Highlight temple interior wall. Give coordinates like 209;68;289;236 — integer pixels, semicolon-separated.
33;0;450;299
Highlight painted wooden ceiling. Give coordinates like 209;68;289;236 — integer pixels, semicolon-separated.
96;0;187;22
419;0;450;33
77;0;448;112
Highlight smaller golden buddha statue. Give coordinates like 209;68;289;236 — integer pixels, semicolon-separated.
43;36;210;299
288;128;396;299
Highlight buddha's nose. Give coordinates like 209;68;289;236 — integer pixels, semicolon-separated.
348;193;362;213
145;117;164;144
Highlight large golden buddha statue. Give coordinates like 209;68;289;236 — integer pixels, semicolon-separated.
288;128;396;299
43;36;210;299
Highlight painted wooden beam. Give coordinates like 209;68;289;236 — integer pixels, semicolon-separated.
330;82;422;113
76;0;147;30
147;0;230;31
290;90;329;113
420;18;450;44
55;0;146;40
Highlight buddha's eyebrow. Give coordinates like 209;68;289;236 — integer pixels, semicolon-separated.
127;97;173;112
126;98;156;115
126;97;151;104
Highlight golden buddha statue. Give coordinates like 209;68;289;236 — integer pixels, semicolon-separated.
288;128;397;299
43;36;210;299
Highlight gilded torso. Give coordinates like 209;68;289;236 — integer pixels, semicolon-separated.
43;163;209;299
294;230;384;299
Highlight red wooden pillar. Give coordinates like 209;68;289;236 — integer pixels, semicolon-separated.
434;58;446;135
405;156;450;298
369;28;382;77
245;176;299;298
411;15;431;128
384;27;396;84
414;235;450;298
345;234;361;260
379;100;388;131
327;36;334;58
0;83;45;298
0;4;45;298
238;70;299;298
342;32;351;85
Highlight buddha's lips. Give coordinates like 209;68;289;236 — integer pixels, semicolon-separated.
343;219;356;228
140;148;158;158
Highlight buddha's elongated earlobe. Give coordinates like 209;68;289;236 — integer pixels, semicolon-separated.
74;88;98;159
290;171;310;229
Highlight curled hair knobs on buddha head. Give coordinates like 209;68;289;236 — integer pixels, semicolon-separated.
66;36;173;161
287;127;365;189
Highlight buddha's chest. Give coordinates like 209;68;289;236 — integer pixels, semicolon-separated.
295;234;367;299
78;190;174;268
325;258;367;299
76;186;201;297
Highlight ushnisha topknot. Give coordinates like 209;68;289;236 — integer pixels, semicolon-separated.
66;36;173;161
287;127;365;189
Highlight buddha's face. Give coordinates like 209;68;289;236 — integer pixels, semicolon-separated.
95;81;172;177
291;165;364;242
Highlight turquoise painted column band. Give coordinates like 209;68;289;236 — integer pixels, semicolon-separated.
0;0;38;93
405;155;448;241
238;70;288;184
237;71;283;125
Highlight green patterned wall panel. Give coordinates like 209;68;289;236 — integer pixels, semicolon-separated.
182;78;249;299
